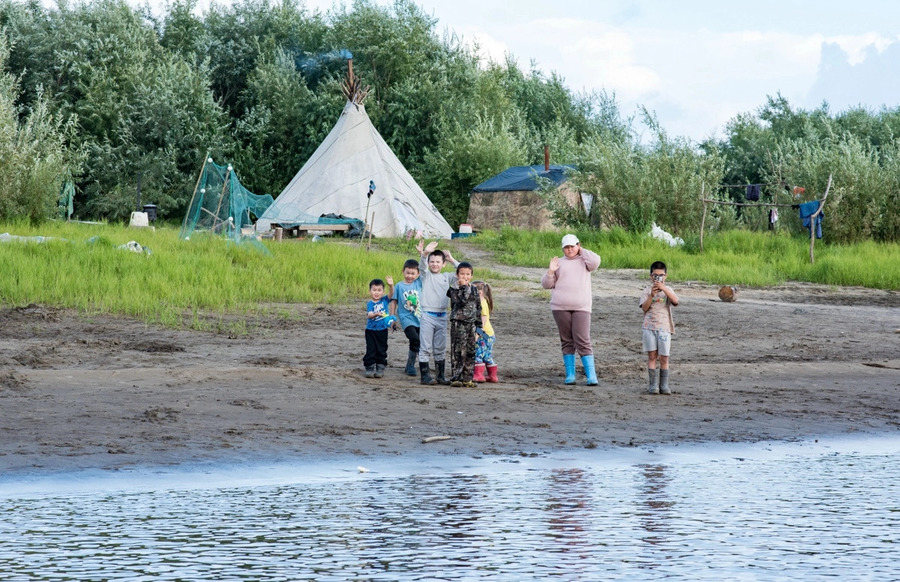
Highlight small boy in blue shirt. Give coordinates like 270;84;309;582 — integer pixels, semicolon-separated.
390;259;423;376
364;278;396;378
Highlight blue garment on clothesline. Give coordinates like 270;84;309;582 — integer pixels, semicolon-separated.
746;184;761;201
799;200;823;238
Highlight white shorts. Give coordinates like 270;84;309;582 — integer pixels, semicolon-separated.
642;329;671;356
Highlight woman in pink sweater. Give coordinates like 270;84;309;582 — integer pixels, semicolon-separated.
540;234;601;385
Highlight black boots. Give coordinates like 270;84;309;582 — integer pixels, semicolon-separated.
418;361;449;386
435;360;450;385
405;350;417;376
420;361;436;385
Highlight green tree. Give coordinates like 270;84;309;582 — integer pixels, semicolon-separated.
200;0;327;117
421;112;527;227
572;109;723;235
231;50;343;196
1;0;226;220
0;35;81;223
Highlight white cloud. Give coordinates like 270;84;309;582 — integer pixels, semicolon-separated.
465;17;900;141
827;33;896;64
449;27;510;67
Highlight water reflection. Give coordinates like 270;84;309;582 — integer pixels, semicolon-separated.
1;438;899;580
638;463;673;545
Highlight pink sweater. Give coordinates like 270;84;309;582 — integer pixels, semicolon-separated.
540;248;601;312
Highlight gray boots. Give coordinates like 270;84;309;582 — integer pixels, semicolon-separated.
659;369;671;394
647;368;658;394
647;368;671;395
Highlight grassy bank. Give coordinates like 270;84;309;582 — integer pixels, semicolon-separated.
1;222;896;328
0;221;427;327
475;227;900;290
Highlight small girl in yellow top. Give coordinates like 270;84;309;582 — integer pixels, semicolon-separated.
472;281;497;383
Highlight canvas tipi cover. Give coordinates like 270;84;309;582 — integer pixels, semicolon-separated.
256;101;453;239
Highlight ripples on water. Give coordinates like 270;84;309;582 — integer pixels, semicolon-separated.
1;437;898;581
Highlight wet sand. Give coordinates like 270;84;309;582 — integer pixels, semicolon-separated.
1;244;898;476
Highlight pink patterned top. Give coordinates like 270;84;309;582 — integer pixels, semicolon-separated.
541;248;601;312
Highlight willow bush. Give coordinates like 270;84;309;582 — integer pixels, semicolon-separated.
0;36;80;224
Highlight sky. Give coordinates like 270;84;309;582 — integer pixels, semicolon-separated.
157;0;900;143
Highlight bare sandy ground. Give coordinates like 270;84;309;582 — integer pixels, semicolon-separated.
1;242;898;476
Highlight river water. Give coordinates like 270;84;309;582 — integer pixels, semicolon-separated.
1;435;898;581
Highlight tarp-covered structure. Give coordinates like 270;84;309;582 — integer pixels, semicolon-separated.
467;164;589;231
256;95;453;239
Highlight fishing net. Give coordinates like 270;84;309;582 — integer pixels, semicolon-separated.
179;157;274;242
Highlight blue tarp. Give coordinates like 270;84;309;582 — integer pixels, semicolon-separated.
472;165;574;192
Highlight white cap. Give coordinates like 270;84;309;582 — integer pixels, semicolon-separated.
561;234;580;248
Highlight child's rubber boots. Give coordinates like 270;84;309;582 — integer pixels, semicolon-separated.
486;364;498;383
647;368;659;394
435;360;450;385
473;363;487;382
419;362;436;385
405;350;418;376
659;369;671;394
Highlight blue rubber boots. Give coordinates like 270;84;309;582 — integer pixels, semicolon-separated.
581;355;598;386
563;354;576;384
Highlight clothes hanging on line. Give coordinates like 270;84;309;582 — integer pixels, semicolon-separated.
745;184;761;201
798;200;823;238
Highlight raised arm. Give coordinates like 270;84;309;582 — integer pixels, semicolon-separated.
541;256;560;289
443;249;459;267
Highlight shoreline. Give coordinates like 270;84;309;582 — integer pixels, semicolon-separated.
5;432;900;493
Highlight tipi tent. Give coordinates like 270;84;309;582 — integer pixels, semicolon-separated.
256;67;453;239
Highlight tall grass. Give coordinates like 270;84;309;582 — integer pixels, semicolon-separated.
0;221;421;325
476;226;900;289
2;222;896;330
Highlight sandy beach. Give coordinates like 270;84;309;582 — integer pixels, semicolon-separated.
1;242;898;476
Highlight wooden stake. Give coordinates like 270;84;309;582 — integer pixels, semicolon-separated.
181;151;210;238
699;183;706;251
808;174;832;264
211;165;232;233
360;192;373;248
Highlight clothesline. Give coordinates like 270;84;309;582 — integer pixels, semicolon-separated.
698;174;832;264
717;182;787;188
699;198;808;208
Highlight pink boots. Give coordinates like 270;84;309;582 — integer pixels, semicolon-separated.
473;363;487;382
474;363;498;383
486;364;498;383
